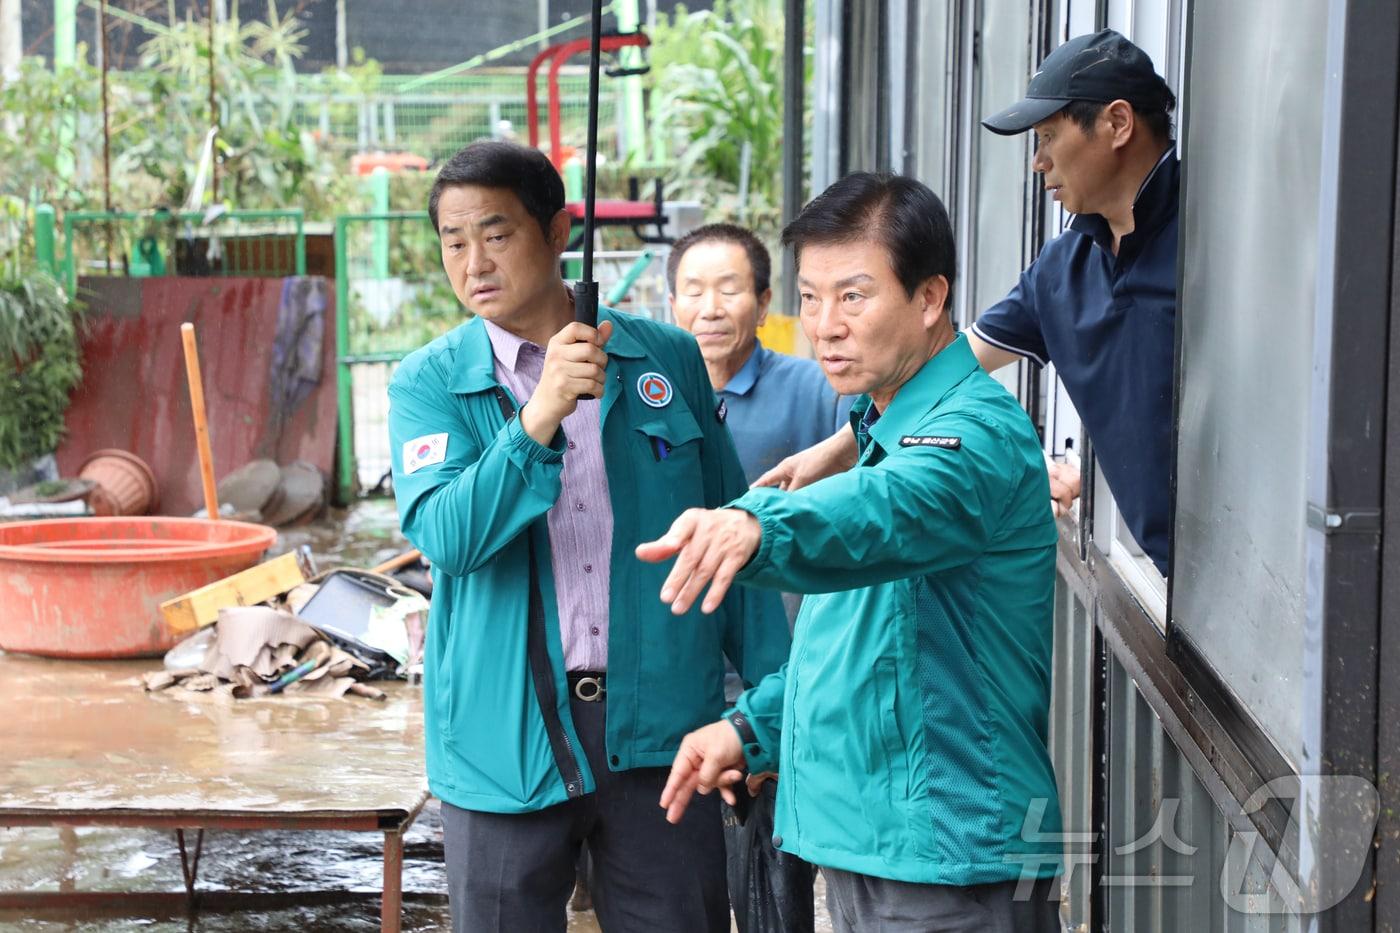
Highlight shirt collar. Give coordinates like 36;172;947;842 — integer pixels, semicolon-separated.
1069;146;1179;253
720;341;765;396
867;333;980;454
482;318;539;373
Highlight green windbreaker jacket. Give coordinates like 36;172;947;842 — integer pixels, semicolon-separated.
390;308;790;814
730;334;1063;885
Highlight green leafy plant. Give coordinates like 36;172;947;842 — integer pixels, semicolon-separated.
0;267;82;471
645;0;800;231
0;55;104;215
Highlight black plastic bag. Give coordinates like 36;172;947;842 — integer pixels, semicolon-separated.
724;781;817;933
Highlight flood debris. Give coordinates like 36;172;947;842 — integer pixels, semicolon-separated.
144;545;428;701
143;605;386;701
160;549;313;634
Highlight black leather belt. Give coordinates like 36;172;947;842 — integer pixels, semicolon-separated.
567;671;607;702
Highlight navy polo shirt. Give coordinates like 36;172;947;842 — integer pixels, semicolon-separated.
718;341;854;484
971;149;1178;575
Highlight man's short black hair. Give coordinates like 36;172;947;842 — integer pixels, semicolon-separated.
781;173;956;303
427;141;564;236
1063;92;1177;143
666;223;772;297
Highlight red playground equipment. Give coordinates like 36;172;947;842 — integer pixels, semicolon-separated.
526;31;672;249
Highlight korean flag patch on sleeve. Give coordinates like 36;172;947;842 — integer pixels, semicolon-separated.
403;433;449;474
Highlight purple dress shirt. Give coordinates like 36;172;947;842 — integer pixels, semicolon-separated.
484;320;613;672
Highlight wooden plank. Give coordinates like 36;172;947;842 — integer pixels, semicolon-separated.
159;551;310;633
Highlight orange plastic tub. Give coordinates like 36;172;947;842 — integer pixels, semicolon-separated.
0;517;277;658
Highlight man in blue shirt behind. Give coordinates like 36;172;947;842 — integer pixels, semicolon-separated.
763;29;1178;576
668;223;852;484
668;223;843;932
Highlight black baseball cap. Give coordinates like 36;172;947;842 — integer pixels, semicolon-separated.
982;29;1173;135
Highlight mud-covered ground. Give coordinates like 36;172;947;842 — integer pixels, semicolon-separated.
0;499;833;932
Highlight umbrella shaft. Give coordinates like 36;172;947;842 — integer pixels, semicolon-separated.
582;0;603;285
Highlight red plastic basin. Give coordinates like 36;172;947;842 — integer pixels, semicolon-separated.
0;517;277;658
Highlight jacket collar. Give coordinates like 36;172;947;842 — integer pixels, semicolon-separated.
867;333;979;454
721;341;766;396
449;304;646;394
1069;146;1179;256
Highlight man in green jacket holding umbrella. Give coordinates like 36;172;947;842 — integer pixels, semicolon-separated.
390;140;789;932
640;172;1063;932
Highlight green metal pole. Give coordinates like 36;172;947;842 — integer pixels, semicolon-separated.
53;0;78;183
34;205;57;276
53;0;76;67
563;159;584;282
294;212;306;275
62;213;76;294
334;217;357;502
563;159;585;202
370;167;390;280
616;0;645;164
605;248;654;305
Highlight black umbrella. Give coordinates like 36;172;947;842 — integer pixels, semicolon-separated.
574;0;605;331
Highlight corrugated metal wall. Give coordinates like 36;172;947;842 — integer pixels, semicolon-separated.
1102;657;1298;933
1051;559;1302;932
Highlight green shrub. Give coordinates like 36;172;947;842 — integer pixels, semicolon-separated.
0;268;82;471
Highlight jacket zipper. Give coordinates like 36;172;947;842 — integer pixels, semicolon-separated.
491;386;587;799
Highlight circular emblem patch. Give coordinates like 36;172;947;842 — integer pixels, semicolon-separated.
636;372;674;408
416;444;431;458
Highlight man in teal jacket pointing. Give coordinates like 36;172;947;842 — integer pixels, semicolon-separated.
390;141;789;932
639;173;1063;932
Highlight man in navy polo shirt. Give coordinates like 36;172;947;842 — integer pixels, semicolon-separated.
760;29;1177;575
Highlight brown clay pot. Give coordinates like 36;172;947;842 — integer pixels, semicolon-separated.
78;449;159;516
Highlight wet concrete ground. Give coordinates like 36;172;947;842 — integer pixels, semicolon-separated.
0;499;832;932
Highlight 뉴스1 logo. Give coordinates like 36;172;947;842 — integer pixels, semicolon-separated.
900;435;961;449
637;372;674;408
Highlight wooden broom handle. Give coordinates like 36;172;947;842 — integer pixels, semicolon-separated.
372;549;422;575
180;323;221;520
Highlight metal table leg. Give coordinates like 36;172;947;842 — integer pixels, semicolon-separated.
175;828;205;903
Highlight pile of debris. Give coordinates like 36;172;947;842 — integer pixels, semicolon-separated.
145;549;430;702
144;606;387;700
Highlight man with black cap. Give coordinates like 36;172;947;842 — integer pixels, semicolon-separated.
759;29;1179;577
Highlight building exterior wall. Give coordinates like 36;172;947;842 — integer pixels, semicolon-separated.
817;0;1400;929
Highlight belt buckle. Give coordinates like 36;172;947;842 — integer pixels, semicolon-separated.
573;676;605;702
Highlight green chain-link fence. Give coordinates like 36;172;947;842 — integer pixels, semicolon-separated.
334;210;672;501
290;71;623;166
334;211;449;500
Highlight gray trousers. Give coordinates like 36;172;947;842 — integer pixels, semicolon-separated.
824;867;1062;933
441;695;729;933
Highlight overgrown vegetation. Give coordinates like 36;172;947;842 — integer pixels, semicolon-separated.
0;267;82;471
0;4;365;221
645;0;804;233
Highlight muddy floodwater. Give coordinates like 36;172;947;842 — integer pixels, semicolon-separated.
0;499;831;932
